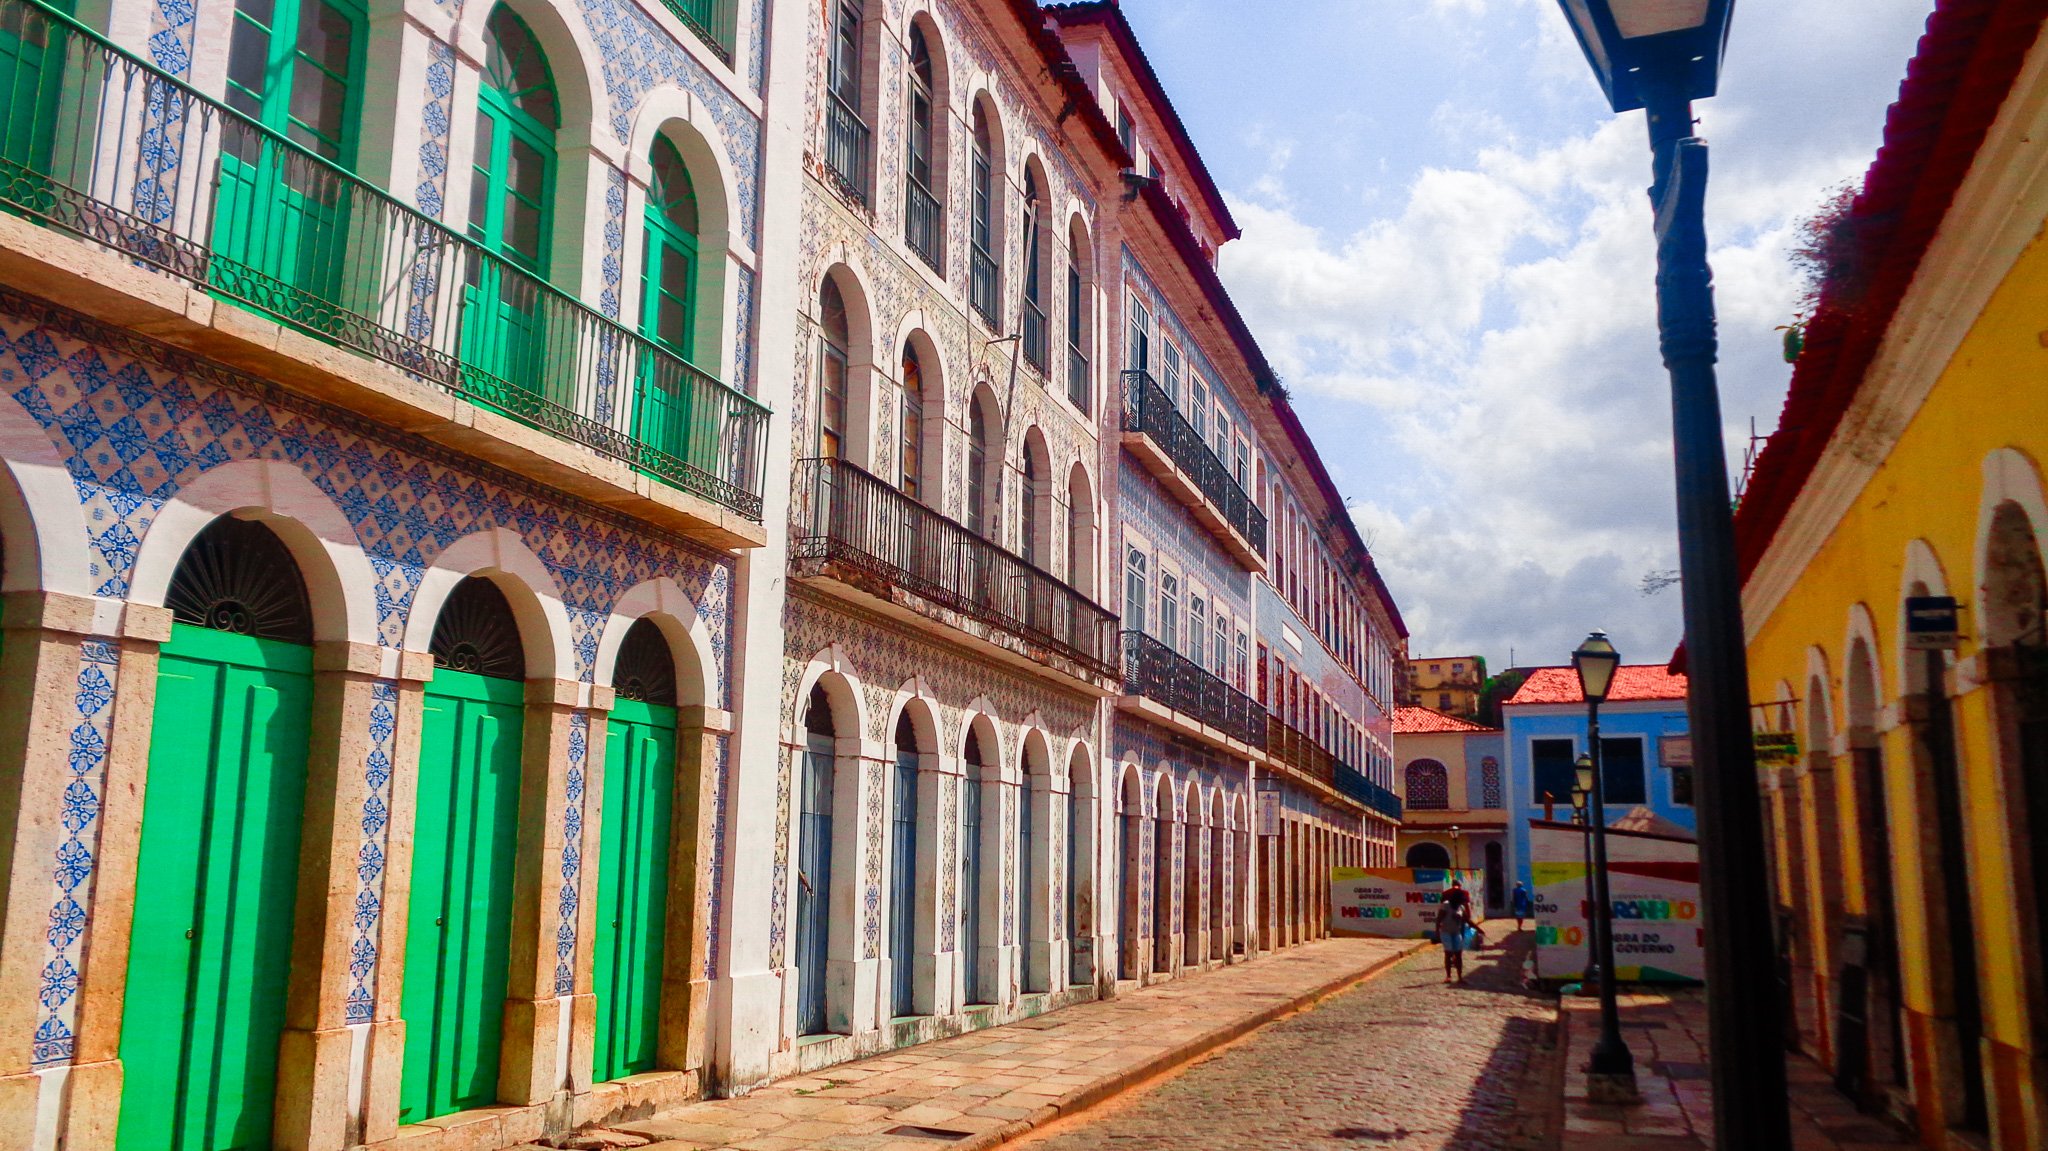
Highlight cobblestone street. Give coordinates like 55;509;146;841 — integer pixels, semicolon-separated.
1016;933;1556;1151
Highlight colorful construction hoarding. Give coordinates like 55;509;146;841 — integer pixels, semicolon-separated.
1330;867;1487;938
1529;820;1703;983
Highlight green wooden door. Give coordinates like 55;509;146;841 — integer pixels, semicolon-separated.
400;667;524;1121
210;0;364;328
592;697;677;1080
633;135;703;470
0;0;72;213
117;625;313;1151
461;4;557;404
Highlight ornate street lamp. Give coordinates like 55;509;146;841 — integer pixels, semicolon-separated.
1553;2;1788;1144
1573;631;1634;1099
1449;824;1462;870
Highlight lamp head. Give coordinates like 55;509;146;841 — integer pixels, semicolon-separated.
1575;753;1596;797
1573;629;1622;704
1556;0;1735;113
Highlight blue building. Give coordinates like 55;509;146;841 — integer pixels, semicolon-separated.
1500;666;1694;889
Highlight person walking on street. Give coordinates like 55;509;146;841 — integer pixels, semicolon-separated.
1510;881;1533;930
1437;880;1477;984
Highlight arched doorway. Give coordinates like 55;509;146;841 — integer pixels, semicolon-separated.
1208;793;1226;962
465;4;561;393
118;517;316;1151
1845;634;1905;1104
796;685;836;1036
1181;792;1201;966
889;711;922;1019
1152;778;1173;973
963;724;992;1005
1066;744;1093;988
1118;768;1143;981
1406;841;1451;869
402;575;529;1121
592;619;679;1081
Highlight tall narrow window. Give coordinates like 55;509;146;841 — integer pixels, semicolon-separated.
1124;547;1148;635
1188;593;1207;668
634;135;705;465
464;5;559;394
1066;235;1089;412
969;108;998;323
1021;169;1046;370
966;399;990;536
215;0;365;323
1126;295;1150;374
1160;339;1181;406
1020;450;1040;564
1213;611;1228;682
1189;376;1208;442
904;25;940;269
899;345;924;498
1215;411;1232;472
824;0;868;202
818;279;850;459
1159;572;1179;653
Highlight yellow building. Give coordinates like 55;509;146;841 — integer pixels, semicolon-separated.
1406;654;1485;719
1738;3;2048;1147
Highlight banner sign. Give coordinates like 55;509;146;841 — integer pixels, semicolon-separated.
1257;792;1281;837
1329;867;1486;938
1530;820;1703;983
1658;735;1692;767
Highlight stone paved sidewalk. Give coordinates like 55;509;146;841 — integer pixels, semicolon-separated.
1560;991;1916;1150
580;938;1420;1151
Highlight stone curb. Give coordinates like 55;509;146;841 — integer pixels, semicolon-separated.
946;941;1431;1151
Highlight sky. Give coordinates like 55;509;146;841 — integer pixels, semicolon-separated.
1116;0;1936;674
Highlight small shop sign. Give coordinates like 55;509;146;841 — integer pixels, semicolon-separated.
1904;595;1961;650
1753;730;1800;767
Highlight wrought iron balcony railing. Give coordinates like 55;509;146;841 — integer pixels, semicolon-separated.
904;176;942;273
1067;344;1090;415
1121;630;1266;749
1021;296;1047;372
1335;763;1404;821
792;457;1118;677
824;92;870;206
1265;714;1340;788
969;243;1000;326
1120;370;1266;554
663;0;736;64
0;0;769;520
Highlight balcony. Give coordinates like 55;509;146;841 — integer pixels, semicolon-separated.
0;0;769;532
1120;370;1267;569
1335;764;1404;822
1120;630;1266;750
791;457;1118;684
904;176;943;273
1021;297;1047;373
1067;344;1090;415
969;244;1000;326
663;0;736;64
824;92;870;207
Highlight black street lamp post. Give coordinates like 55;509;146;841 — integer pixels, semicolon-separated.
1571;765;1598;989
1552;3;1790;1146
1572;631;1634;1099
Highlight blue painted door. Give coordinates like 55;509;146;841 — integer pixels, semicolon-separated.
890;750;917;1017
795;733;833;1035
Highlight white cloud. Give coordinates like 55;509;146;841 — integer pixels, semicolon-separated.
1212;1;1928;668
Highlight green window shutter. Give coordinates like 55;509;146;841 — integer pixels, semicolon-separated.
0;0;76;209
118;625;314;1151
211;0;366;324
592;698;677;1080
633;135;706;467
462;4;560;402
400;668;525;1121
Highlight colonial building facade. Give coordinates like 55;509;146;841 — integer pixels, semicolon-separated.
0;0;1402;1147
1737;1;2048;1146
1392;706;1506;914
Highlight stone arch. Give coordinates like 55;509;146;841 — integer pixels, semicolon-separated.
405;527;575;681
1116;760;1145;981
1064;738;1097;987
128;458;378;645
1899;538;1952;695
0;394;91;597
592;576;716;708
621;92;742;377
1150;768;1175;973
452;0;613;296
1406;841;1451;869
1976;448;2048;649
1066;459;1097;596
1206;787;1227;962
814;261;881;468
791;645;871;744
1018;425;1053;568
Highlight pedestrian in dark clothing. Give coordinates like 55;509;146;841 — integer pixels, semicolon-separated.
1511;881;1533;930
